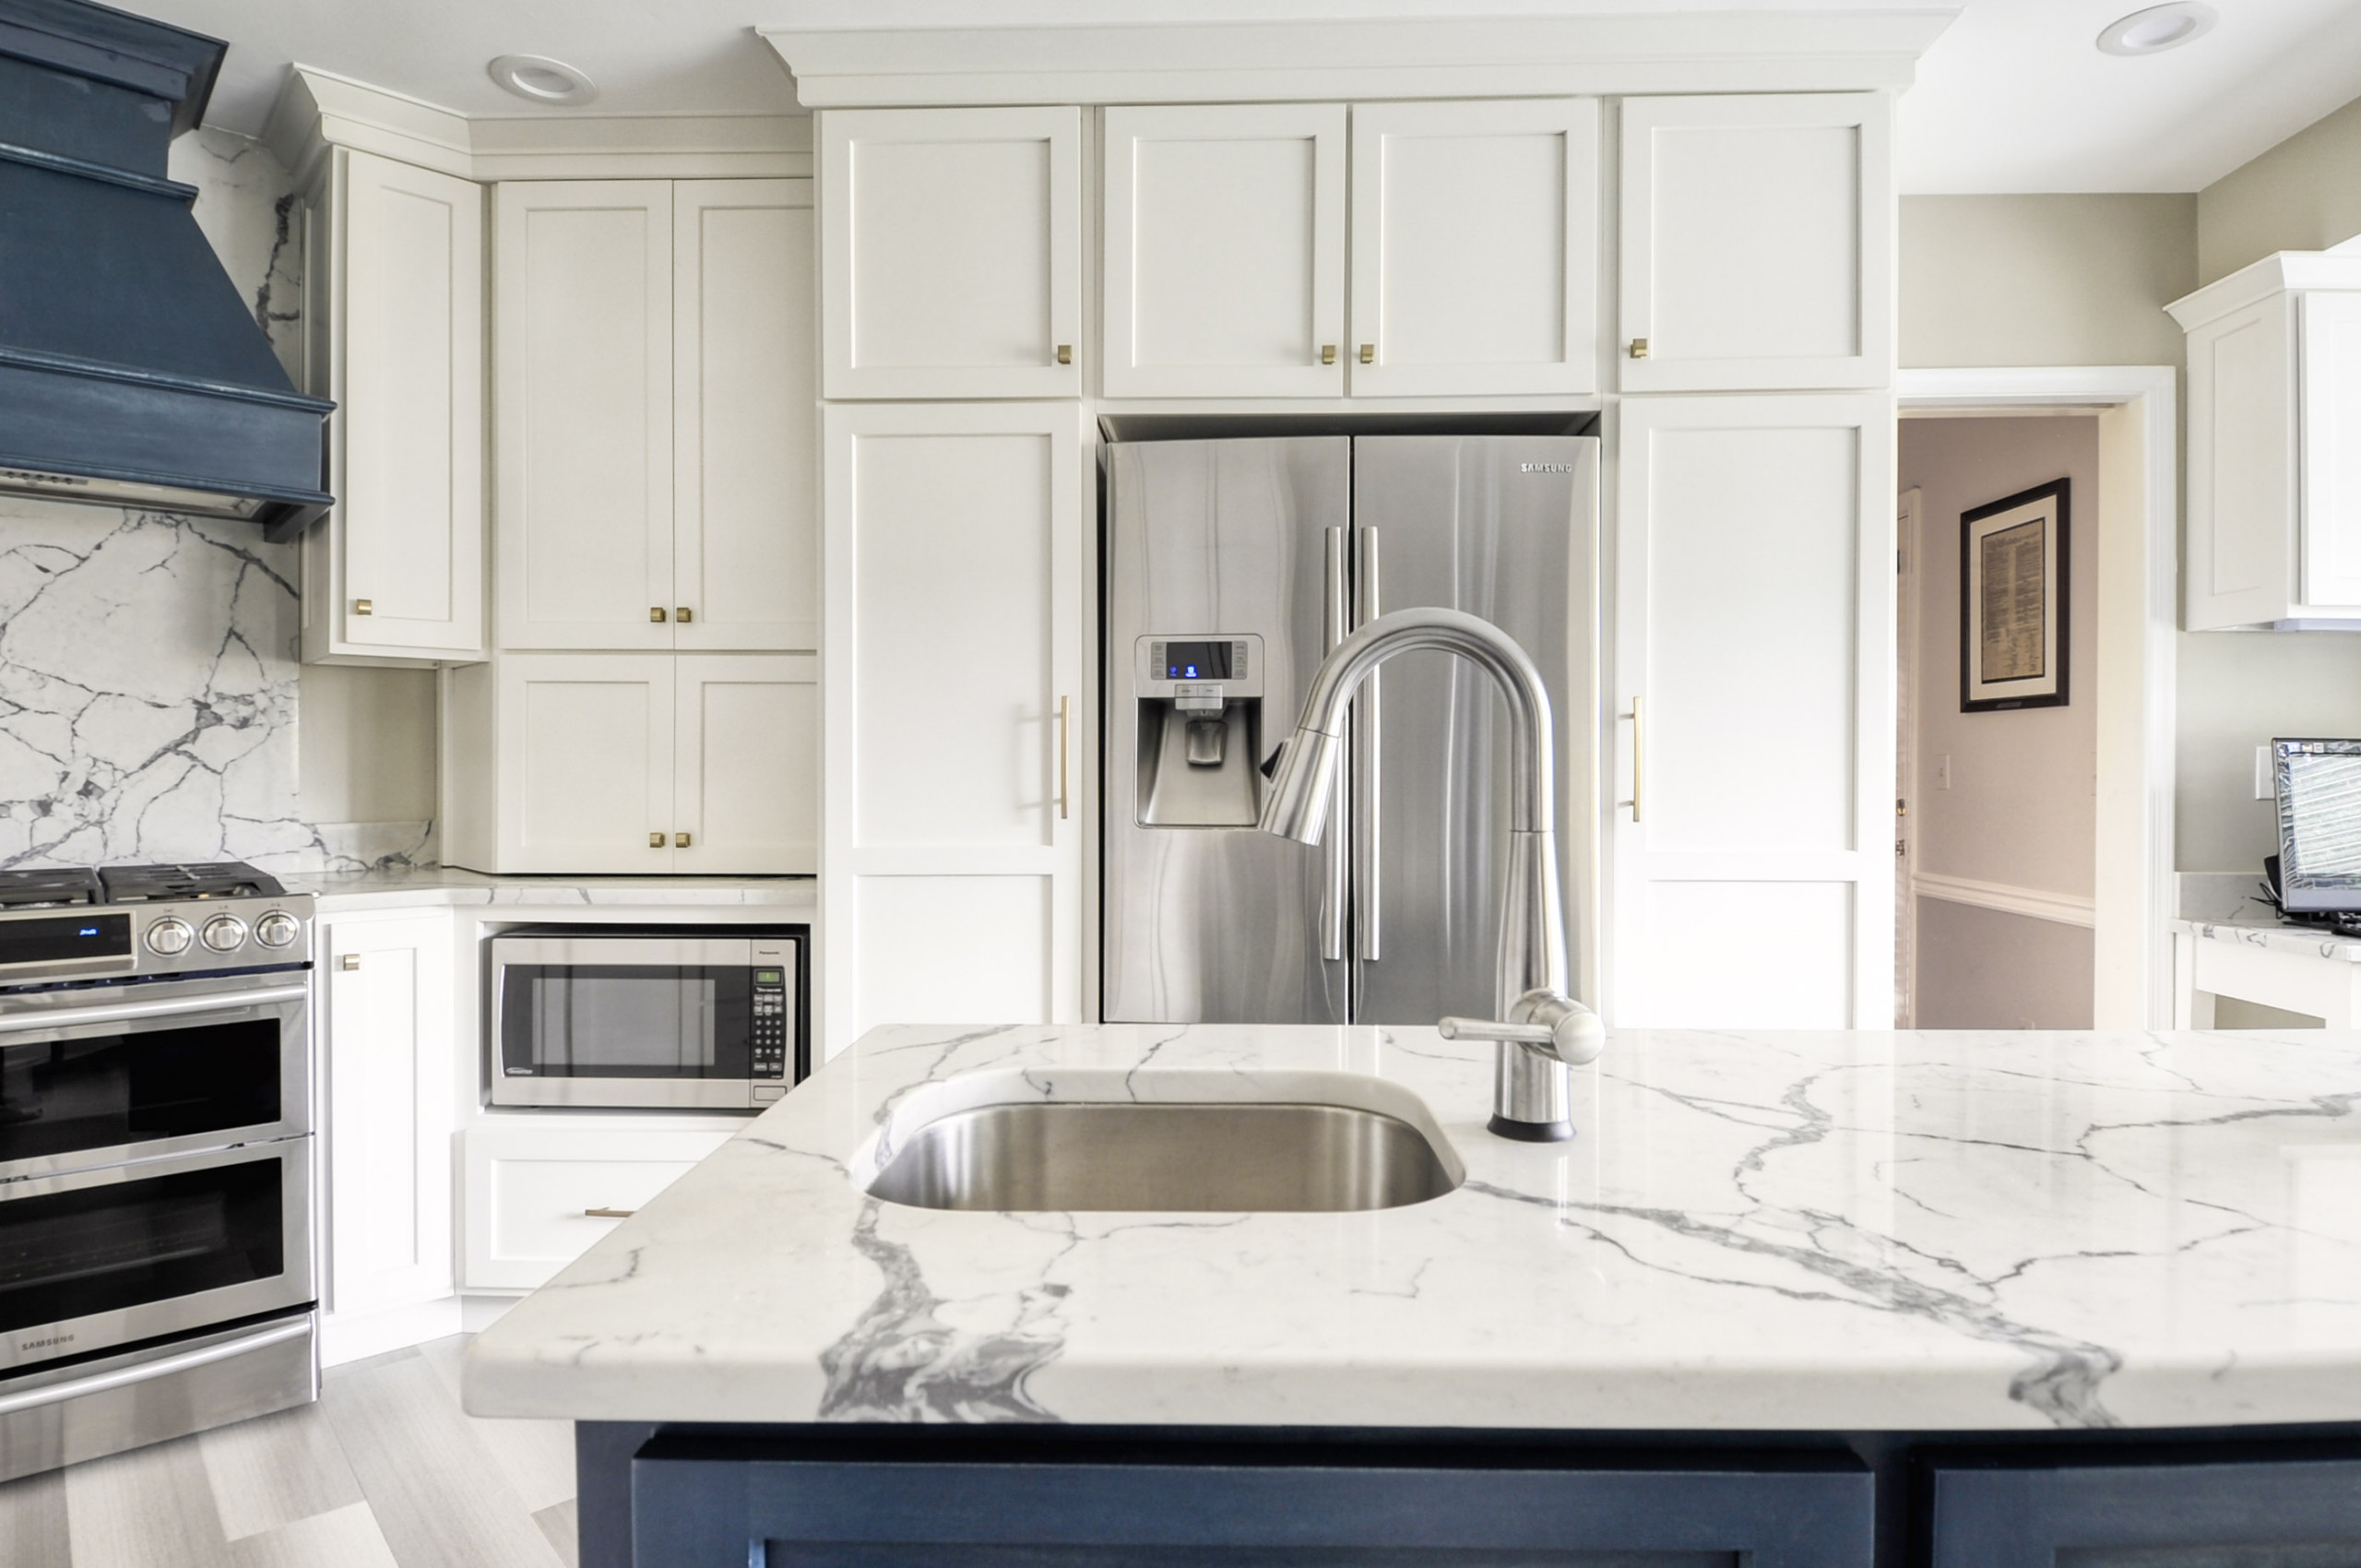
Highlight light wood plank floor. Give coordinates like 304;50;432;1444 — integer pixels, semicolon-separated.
0;1336;577;1568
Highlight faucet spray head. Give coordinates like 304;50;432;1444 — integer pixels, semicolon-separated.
1257;727;1345;844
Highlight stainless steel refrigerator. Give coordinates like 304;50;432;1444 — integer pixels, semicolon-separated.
1102;434;1599;1027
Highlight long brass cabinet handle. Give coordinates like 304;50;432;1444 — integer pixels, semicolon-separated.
584;1207;636;1219
1630;695;1645;823
1057;695;1071;821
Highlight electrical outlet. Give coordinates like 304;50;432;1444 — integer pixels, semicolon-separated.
1934;754;1952;790
2257;744;2274;802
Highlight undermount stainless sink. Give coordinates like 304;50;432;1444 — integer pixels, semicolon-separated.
864;1100;1462;1213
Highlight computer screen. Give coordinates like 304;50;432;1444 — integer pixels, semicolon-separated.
2275;739;2361;913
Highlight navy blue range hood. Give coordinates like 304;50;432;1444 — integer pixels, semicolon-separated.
0;0;332;541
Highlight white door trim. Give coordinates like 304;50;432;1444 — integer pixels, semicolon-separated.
1897;365;2178;1028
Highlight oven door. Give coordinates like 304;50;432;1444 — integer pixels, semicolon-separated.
492;936;758;1109
0;1138;313;1375
0;971;310;1183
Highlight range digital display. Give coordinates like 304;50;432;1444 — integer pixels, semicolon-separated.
0;912;131;969
1162;641;1232;681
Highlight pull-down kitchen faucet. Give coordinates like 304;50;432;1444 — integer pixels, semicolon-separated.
1260;606;1604;1141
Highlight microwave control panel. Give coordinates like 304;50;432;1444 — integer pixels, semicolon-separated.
752;941;793;1082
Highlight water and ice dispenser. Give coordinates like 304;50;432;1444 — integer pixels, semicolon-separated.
1132;634;1266;826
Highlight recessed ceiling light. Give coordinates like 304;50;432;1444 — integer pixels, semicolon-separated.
2095;2;2217;56
487;54;599;106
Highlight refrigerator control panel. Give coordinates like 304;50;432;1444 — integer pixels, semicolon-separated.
1134;636;1264;698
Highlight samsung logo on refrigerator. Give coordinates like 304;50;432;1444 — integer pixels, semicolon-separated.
1520;463;1574;473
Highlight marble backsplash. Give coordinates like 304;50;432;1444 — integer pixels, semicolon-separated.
0;129;432;874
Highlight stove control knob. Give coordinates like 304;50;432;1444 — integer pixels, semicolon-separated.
200;915;249;953
146;918;194;956
254;910;300;949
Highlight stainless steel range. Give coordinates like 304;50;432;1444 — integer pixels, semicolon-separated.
0;861;316;1482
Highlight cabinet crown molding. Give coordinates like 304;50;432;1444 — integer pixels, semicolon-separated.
762;10;1956;107
263;65;813;186
2167;250;2361;330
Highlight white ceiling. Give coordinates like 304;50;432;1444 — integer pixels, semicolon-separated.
128;0;2361;194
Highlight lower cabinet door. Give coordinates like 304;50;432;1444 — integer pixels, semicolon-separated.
322;910;457;1320
1925;1449;2361;1566
462;1123;735;1291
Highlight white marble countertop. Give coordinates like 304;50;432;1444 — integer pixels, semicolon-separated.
2172;914;2361;962
283;865;816;914
463;1021;2361;1433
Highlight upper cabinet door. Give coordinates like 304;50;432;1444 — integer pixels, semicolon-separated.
673;654;818;874
310;148;485;662
1103;103;1347;398
494;181;675;650
820;107;1082;399
1347;100;1599;398
1619;94;1891;392
497;654;677;873
672;180;818;651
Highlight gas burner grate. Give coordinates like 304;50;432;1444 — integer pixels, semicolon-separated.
98;861;286;903
0;868;103;910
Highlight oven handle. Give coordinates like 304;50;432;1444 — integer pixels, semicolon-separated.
0;982;309;1034
0;1317;310;1418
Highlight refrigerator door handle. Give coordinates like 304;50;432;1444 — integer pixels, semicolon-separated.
1353;525;1382;963
1320;527;1349;962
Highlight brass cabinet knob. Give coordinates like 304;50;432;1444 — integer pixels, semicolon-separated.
648;831;665;848
338;954;361;970
353;599;373;616
1055;344;1073;365
1629;338;1651;360
675;607;693;624
650;607;667;623
1319;344;1337;365
1358;343;1374;364
674;831;692;849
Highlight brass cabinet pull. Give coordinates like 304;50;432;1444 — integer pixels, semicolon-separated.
648;831;665;848
650;607;667;623
1055;343;1073;365
675;831;692;848
352;599;373;616
676;607;693;624
1358;343;1374;364
1319;344;1337;365
338;954;360;970
1629;695;1645;822
1057;695;1071;821
584;1207;635;1219
1629;338;1651;360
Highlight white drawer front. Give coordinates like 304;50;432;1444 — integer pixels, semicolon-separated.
464;1128;733;1290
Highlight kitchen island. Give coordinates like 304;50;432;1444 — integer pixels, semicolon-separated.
464;1021;2361;1566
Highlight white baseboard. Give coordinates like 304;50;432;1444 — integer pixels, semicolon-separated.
320;1297;464;1367
1914;871;2097;929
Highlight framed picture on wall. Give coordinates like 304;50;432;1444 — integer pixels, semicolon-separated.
1960;478;2069;712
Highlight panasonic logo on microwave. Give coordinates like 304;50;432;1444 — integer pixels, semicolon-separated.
1520;462;1573;473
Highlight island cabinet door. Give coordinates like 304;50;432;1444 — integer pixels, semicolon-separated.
1347;98;1600;398
318;909;456;1353
1619;93;1891;392
1102;102;1347;398
820;106;1083;400
1610;392;1895;1028
821;401;1088;1056
1925;1450;2361;1565
603;1437;1872;1568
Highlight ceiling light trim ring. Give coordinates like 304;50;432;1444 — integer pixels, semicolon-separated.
2096;3;2218;57
487;54;599;106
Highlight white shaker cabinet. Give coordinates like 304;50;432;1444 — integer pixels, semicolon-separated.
1609;394;1894;1029
821;402;1086;1055
301;148;485;665
441;652;816;873
1619;94;1891;391
493;181;675;650
1103;103;1347;398
461;1122;734;1291
318;909;456;1326
2169;252;2361;629
1347;99;1599;397
820;107;1082;399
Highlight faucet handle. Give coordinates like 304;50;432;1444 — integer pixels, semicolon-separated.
1439;990;1603;1066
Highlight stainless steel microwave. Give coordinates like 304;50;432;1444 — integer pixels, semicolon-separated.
489;926;809;1110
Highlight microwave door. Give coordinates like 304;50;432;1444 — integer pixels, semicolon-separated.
492;936;763;1110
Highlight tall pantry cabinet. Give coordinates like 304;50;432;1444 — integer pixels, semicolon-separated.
440;176;820;873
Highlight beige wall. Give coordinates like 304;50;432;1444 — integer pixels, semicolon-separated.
298;665;439;826
2197;94;2361;286
1899;196;2195;370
